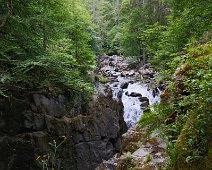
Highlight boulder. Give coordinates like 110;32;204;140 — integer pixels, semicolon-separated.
129;92;142;97
139;97;149;103
140;101;149;108
120;82;129;89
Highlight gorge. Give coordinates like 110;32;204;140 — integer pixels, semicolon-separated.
0;55;163;170
0;0;211;169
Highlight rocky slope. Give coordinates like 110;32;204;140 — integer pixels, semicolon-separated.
0;90;127;170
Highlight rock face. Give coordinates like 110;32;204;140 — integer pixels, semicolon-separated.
0;91;127;170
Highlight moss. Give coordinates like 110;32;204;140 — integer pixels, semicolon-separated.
174;111;211;170
122;131;143;153
96;74;109;83
115;156;137;170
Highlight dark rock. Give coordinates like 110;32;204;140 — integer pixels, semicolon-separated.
140;101;149;108
152;88;160;98
0;92;127;170
76;141;114;170
129;92;142;97
143;64;150;69
117;90;123;99
109;62;114;67
149;73;154;78
120;82;129;89
152;89;156;98
129;80;134;84
138;97;149;103
158;84;164;91
106;88;113;98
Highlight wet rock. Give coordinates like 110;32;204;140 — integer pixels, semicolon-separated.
113;83;118;87
120;82;129;89
152;88;159;98
114;68;119;72
129;92;142;97
117;90;123;99
149;73;154;78
140;101;149;108
158;84;164;91
139;97;149;103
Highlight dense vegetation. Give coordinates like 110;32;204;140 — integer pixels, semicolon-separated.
0;0;95;97
120;0;212;169
1;0;211;169
85;0;212;169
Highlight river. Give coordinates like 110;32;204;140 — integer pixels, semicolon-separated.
96;55;166;170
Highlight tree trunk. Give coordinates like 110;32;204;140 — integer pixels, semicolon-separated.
0;0;13;30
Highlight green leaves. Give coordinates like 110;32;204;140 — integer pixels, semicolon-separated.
138;39;212;169
0;0;95;96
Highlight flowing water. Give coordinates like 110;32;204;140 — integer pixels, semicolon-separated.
106;70;160;127
97;55;160;127
96;56;167;170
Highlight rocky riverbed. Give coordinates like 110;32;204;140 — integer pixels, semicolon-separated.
96;55;161;126
95;55;167;170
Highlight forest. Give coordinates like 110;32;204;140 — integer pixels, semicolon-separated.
0;0;211;170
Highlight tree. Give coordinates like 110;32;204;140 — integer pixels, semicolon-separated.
0;0;95;96
119;0;169;63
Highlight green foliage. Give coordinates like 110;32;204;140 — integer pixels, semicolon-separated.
36;136;67;170
96;74;109;84
118;0;169;60
139;39;212;169
145;152;151;163
139;0;212;69
119;0;212;169
0;0;95;96
84;0;118;54
106;25;121;55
